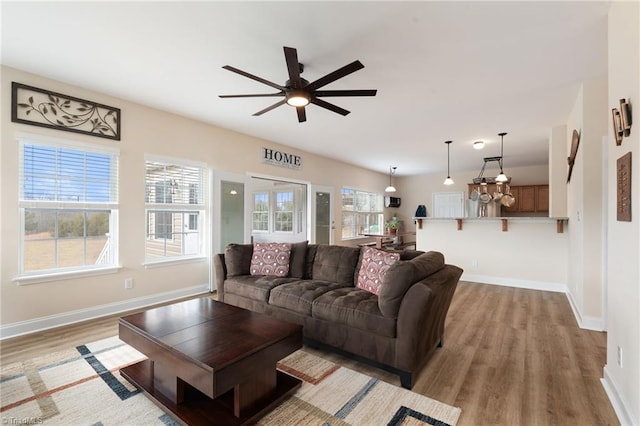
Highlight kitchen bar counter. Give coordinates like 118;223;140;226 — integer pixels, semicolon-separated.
413;216;569;233
414;216;569;290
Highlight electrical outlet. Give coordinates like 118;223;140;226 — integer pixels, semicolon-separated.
471;259;478;268
617;346;623;367
124;278;133;289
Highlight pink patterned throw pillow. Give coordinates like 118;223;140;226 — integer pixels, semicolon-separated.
356;247;400;295
250;243;292;277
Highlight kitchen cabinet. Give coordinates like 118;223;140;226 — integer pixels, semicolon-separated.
470;183;549;214
536;186;549;212
507;185;548;213
502;186;520;213
519;186;537;212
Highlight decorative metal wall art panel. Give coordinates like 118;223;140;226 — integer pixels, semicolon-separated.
11;82;121;140
617;152;631;222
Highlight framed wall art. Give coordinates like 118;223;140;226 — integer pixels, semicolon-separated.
11;82;121;140
617;152;631;222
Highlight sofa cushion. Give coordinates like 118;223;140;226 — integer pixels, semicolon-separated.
356;247;400;295
224;243;253;277
250;242;292;277
288;240;309;278
224;275;298;302
312;245;361;283
399;250;424;261
378;251;445;318
269;280;352;315
303;244;318;279
312;287;396;338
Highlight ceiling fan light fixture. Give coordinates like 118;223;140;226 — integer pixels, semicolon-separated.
286;92;309;107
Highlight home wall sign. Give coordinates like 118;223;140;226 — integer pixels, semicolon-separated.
617;152;631;222
261;147;302;170
11;82;121;140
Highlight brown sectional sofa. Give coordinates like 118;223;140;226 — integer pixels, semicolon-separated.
213;242;462;389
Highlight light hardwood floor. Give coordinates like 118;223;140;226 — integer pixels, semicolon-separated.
0;282;619;425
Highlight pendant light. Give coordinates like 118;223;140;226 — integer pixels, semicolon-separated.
443;141;454;185
385;166;397;192
495;132;508;183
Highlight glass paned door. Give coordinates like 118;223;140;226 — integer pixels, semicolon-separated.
312;185;333;244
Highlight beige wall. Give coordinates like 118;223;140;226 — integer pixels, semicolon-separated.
0;65;388;332
549;124;568;218
564;75;608;326
604;2;640;424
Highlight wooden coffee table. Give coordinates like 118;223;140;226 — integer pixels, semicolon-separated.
119;297;302;425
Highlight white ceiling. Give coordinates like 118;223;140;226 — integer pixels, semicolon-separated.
1;1;610;177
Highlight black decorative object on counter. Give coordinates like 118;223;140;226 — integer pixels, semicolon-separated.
415;205;427;217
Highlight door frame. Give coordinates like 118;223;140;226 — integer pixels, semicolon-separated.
249;173;312;243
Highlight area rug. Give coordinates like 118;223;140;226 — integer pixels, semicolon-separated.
1;336;461;425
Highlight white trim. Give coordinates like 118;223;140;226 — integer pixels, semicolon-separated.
249;171;311;187
14;265;122;285
15;131;120;155
143;256;207;268
601;365;637;426
461;273;567;293
566;288;607;331
144;153;207;169
0;284;210;340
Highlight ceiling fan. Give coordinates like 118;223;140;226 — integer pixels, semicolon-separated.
219;46;377;123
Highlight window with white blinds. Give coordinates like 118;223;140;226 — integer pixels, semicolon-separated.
18;137;119;275
144;157;207;261
341;188;384;239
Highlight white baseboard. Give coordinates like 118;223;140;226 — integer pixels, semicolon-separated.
0;284;210;340
565;290;606;331
602;365;637;426
461;273;568;293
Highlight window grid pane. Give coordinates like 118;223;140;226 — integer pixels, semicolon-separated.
144;157;206;261
341;188;384;239
275;191;293;232
21;143;117;205
23;208;113;272
19;139;118;275
252;193;269;231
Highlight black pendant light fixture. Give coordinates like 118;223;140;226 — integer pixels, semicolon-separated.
496;132;508;183
385;166;397;192
443;141;454;185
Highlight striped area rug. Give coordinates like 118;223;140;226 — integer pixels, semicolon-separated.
1;337;461;425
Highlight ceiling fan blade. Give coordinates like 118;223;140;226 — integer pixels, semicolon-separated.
222;65;286;91
296;106;307;123
252;99;286;116
284;46;302;88
219;92;284;98
305;60;365;91
314;89;377;97
311;98;350;116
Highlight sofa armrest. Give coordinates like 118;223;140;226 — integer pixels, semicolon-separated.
395;265;462;372
213;253;227;302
